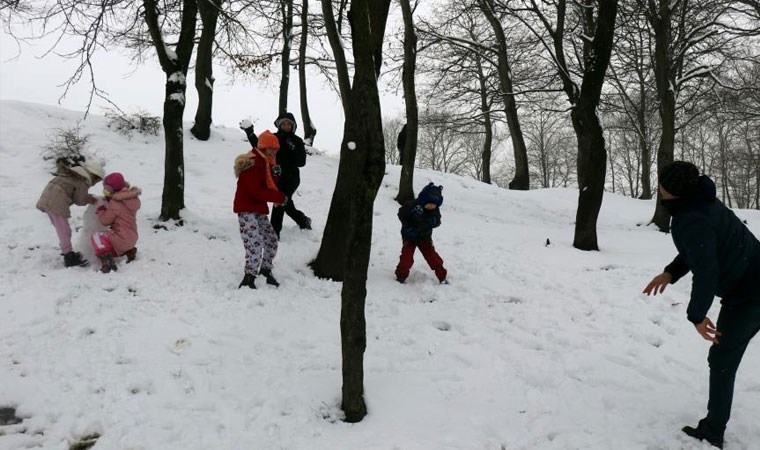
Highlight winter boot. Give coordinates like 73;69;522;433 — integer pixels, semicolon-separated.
238;273;256;289
682;422;724;449
439;279;449;285
123;247;137;263
259;269;280;287
299;216;312;230
63;251;88;268
98;254;118;273
396;276;406;284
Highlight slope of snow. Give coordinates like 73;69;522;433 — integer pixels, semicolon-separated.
1;100;758;449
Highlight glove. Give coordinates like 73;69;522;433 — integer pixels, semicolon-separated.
412;205;424;216
271;164;282;176
96;205;107;214
239;119;253;133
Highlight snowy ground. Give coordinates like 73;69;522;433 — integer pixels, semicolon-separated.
1;100;758;450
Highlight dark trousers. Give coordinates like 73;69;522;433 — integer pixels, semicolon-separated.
395;239;447;281
270;183;309;236
703;298;760;435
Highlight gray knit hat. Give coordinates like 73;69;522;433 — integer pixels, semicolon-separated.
659;161;699;196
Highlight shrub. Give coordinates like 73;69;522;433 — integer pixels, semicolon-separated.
106;109;161;137
40;124;92;168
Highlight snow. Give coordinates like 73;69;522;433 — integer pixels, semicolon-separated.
1;100;759;449
169;93;185;105
347;141;356;150
168;72;186;85
204;78;214;92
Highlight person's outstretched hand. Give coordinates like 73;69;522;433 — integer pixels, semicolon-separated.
695;317;721;344
643;272;672;296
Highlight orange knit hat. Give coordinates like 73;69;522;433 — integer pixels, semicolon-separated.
257;130;280;151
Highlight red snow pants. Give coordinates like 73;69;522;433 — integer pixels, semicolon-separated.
395;239;447;282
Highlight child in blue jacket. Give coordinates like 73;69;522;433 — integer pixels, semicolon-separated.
395;183;448;284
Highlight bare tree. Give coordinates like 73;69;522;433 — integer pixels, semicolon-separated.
191;0;223;141
298;0;317;144
314;0;392;423
510;0;619;250
396;0;419;205
480;0;529;189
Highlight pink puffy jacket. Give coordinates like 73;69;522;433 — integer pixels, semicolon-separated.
97;187;141;255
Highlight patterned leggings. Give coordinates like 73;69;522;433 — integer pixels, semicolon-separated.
238;212;279;276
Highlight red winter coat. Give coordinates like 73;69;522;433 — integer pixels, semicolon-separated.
97;187;141;255
233;151;286;214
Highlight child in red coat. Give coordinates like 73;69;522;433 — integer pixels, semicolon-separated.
234;130;287;289
90;172;141;273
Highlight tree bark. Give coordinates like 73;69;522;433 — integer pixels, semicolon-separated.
279;0;294;115
144;0;197;221
396;0;417;205
312;0;390;280
338;0;390;423
476;54;493;184
190;0;222;141
480;0;528;190
638;84;652;199
298;0;317;145
571;0;617;250
645;0;675;232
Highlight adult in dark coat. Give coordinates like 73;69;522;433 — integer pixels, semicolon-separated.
644;161;760;449
241;113;311;237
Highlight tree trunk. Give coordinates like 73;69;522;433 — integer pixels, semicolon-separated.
338;0;390;423
278;0;294;115
572;103;607;250
476;54;493;184
143;0;197;222
396;0;417;205
647;0;675;232
480;0;529;190
638;84;652;199
312;0;390;281
558;0;618;250
298;0;317;145
161;85;187;220
190;0;221;141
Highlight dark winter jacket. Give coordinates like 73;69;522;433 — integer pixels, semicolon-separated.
244;114;308;195
663;176;760;324
399;184;444;242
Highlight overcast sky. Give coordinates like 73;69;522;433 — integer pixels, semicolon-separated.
0;26;405;154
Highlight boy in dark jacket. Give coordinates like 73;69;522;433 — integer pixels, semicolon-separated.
644;161;760;449
240;113;311;238
395;182;448;284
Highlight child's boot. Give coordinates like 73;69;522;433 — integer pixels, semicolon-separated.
63;251;88;268
98;254;117;273
238;273;256;289
124;247;137;263
259;269;280;287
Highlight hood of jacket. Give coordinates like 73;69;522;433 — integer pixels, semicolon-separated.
274;112;298;132
111;187;142;211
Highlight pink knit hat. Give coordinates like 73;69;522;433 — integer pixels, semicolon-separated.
103;172;126;192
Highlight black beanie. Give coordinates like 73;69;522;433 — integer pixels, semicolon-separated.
659;161;699;196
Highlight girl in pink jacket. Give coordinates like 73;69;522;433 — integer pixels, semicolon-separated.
90;172;141;273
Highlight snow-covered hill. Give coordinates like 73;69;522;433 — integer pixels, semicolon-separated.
1;100;758;449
